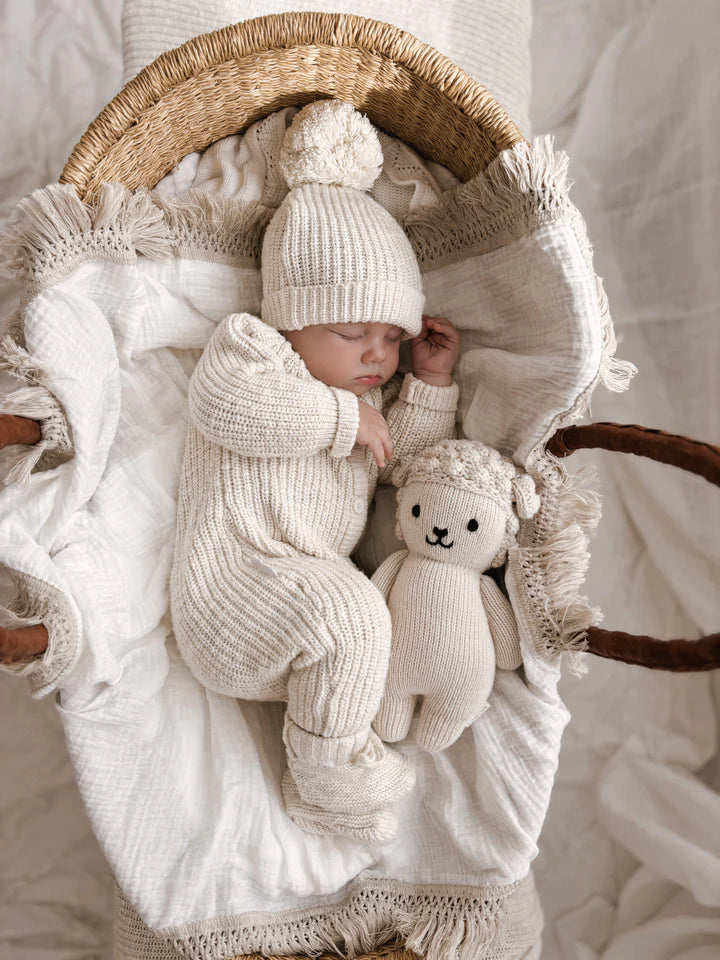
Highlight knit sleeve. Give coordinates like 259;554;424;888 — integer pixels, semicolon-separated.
187;313;360;458
377;372;459;483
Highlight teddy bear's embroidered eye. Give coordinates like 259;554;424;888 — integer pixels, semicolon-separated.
467;518;479;532
411;504;421;518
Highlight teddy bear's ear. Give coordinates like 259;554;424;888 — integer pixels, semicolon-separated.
511;473;541;519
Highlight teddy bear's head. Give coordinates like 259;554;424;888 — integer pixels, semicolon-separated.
391;440;540;571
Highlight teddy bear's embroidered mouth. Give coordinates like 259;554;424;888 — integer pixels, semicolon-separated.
425;535;454;548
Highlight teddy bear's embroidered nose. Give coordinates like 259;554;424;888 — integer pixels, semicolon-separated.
426;527;454;548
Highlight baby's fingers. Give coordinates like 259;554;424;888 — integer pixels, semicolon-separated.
368;436;387;469
380;428;394;466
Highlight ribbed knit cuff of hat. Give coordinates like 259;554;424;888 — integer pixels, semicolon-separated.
329;387;360;457
399;373;459;409
262;280;425;339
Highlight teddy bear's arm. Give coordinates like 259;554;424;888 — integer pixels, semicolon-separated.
370;550;409;602
479;576;523;670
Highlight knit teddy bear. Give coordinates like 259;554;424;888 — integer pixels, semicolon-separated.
370;439;541;753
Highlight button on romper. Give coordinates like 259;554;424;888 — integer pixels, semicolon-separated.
169;312;459;769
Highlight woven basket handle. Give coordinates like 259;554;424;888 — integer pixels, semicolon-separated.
546;422;720;671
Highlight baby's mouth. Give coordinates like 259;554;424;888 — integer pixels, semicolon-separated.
425;535;454;549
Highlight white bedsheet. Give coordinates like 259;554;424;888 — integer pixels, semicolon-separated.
530;1;720;957
1;0;718;957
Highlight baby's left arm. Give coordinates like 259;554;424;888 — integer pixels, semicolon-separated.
378;316;460;483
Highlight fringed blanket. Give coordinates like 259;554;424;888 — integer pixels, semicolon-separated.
0;111;634;958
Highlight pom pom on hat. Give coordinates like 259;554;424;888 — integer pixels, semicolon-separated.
279;99;384;191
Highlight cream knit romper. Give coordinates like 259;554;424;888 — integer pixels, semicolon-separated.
169;311;459;767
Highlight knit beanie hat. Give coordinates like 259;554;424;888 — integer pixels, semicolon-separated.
260;99;425;340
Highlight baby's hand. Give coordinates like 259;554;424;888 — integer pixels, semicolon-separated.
411;315;461;387
356;401;393;469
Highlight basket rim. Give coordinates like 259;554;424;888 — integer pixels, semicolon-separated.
60;10;526;196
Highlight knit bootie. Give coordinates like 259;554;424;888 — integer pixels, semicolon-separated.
283;718;415;815
281;770;399;843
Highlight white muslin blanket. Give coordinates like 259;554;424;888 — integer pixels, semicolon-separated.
0;111;631;958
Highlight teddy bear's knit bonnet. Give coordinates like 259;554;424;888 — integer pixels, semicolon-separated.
260;99;424;339
392;439;541;566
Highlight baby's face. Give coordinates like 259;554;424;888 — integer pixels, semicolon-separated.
281;322;404;396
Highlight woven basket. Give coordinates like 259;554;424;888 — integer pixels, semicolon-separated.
60;10;525;197
59;11;527;959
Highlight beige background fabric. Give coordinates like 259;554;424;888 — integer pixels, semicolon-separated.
120;0;533;138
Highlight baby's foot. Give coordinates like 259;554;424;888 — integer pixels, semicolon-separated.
281;770;399;843
285;727;415;813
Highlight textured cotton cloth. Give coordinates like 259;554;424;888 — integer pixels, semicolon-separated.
0;102;626;957
170;310;458;776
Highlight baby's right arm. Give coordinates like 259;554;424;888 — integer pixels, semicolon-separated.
189;313;360;459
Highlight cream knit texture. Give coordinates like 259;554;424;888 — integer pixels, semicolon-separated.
113;872;544;960
372;441;529;753
170;310;458;824
392;439;540;566
260;101;425;338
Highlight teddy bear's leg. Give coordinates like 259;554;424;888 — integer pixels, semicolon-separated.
415;690;491;754
373;693;417;743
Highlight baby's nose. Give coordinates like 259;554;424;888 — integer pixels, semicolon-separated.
362;339;387;361
433;526;448;539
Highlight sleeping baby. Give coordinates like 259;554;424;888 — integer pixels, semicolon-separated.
169;99;460;843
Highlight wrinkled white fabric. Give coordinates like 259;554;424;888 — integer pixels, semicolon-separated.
0;107;600;934
0;3;123;956
2;0;718;956
532;1;720;957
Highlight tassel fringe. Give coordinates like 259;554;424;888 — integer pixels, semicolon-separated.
596;278;638;391
159;879;519;959
512;458;603;669
395;894;506;960
1;440;51;489
405;135;572;267
0;569;80;695
0;181;173;289
0;334;47;385
0;342;74;487
152;191;274;267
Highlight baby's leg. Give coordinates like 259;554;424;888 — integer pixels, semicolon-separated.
273;555;414;816
172;544;387;714
172;547;414;826
170;539;298;701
